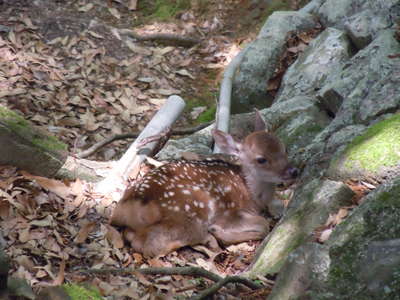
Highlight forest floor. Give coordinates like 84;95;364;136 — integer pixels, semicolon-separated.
0;0;306;299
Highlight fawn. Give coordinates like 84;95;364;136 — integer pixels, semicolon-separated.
110;112;298;257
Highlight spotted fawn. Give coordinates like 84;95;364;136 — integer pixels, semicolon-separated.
110;112;298;257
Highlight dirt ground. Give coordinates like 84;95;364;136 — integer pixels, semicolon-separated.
0;0;294;161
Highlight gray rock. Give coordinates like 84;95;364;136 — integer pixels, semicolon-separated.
269;177;400;300
305;176;400;299
344;10;377;49
318;0;400;39
325;124;366;153
314;29;400;141
245;179;354;277
360;239;400;295
231;11;318;113
156;125;214;160
268;243;330;300
275;28;354;103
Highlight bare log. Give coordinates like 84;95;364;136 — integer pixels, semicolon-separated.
214;46;249;153
118;29;200;47
95;95;186;199
0;105;114;182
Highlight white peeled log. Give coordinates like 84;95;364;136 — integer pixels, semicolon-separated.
214;46;248;153
96;95;186;200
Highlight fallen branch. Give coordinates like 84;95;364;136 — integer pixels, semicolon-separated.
119;29;200;47
214;45;249;153
95;95;185;198
81;266;263;298
192;275;263;300
77;121;212;158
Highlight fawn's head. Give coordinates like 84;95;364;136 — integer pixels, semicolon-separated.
213;112;298;184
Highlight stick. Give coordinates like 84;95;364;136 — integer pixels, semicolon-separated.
81;266;263;297
77;122;212;159
83;266;222;282
191;275;262;300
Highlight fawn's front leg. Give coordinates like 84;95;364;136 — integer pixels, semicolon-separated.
208;211;270;246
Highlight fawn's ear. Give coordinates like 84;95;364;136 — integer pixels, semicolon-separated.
212;129;242;156
254;109;267;132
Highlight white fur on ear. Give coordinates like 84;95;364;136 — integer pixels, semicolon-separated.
212;129;242;156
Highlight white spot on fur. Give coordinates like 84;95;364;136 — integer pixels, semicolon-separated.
224;186;232;192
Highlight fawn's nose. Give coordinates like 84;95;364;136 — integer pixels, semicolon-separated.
283;167;299;180
288;167;299;179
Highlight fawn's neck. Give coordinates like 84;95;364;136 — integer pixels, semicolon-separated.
242;166;276;213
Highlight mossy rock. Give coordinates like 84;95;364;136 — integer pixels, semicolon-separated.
307;177;400;300
328;114;400;181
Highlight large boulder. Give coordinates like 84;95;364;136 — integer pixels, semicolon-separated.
275;27;354;103
271;176;400;300
231;11;318;113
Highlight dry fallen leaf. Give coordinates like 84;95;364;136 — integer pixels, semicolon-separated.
78;3;94;12
75;221;97;243
108;7;121;19
21;172;72;201
105;224;124;249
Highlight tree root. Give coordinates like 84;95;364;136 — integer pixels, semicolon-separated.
81;266;264;299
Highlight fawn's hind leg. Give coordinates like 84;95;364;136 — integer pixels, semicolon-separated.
124;218;210;257
209;212;270;246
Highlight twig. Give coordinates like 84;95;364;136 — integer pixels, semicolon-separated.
77;122;212;158
82;266;222;282
81;266;263;299
191;275;262;300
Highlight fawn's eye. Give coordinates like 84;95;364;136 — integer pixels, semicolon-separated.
256;157;268;164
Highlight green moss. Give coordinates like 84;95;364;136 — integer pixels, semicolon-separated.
63;284;103;300
140;0;191;21
197;105;216;123
32;134;68;152
342;114;400;171
0;105;68;152
0;105;31;133
184;86;217;124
